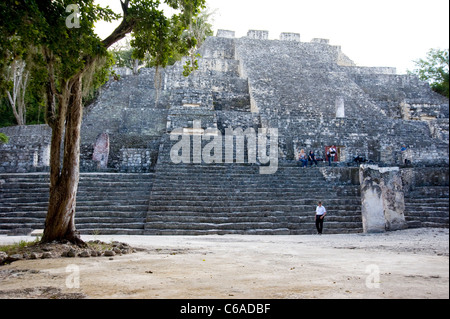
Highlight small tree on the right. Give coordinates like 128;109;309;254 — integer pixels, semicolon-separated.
409;48;449;98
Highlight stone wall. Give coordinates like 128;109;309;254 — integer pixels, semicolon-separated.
247;30;269;40
401;166;449;192
0;125;51;173
280;33;301;42
1;30;448;173
233;34;449;165
216;30;235;38
79;30;448;170
79;68;169;172
120;148;153;173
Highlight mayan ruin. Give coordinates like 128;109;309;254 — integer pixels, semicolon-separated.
1;0;449;303
1;30;448;236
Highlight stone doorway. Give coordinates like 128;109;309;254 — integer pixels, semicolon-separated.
325;146;343;163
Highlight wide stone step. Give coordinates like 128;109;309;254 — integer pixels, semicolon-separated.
404;206;449;213
1;179;152;184
0;192;150;201
0;175;153;184
79;229;145;235
406;188;449;198
1;185;151;194
147;194;360;202
0;199;49;206
143;223;363;236
150;181;328;188
405;200;449;206
0;210;147;219
0;222;44;232
76;211;148;218
147;205;361;213
148;189;343;196
0;199;149;207
0;211;47;217
0;205;48;212
144;219;362;229
76;204;149;212
154;164;323;170
0;216;45;224
146;214;362;223
145;221;291;230
143;229;292;235
0;185;49;191
153;176;326;183
146;209;361;217
75;221;145;229
412;221;449;228
405;218;449;229
405;214;449;222
404;210;449;218
149;187;340;194
148;200;361;210
152;171;325;178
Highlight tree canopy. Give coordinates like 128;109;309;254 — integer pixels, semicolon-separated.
0;0;207;244
409;48;449;98
109;7;214;75
0;0;208;127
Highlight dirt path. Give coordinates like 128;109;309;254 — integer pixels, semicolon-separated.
0;228;448;299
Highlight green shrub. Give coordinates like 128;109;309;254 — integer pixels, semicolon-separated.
0;132;9;144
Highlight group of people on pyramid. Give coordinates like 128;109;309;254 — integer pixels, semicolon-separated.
297;145;337;168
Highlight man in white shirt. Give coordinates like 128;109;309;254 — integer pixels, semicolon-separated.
315;202;327;234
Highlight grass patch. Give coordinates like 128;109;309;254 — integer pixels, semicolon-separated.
0;238;41;256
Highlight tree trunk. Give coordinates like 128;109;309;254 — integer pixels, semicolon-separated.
133;59;139;75
42;76;86;246
6;60;27;126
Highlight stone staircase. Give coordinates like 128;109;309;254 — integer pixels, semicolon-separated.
1;166;448;236
404;186;450;229
0;173;48;234
144;163;363;235
0;173;153;235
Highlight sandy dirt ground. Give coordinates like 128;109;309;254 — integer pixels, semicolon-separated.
0;228;448;299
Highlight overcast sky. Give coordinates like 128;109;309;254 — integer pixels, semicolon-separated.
95;0;449;74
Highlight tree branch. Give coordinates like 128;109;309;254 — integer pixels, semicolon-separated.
102;0;135;49
121;0;130;13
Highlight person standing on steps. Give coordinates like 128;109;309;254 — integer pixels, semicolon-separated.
401;144;412;165
329;145;337;166
315;201;327;234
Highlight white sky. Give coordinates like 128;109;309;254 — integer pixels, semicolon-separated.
95;0;449;74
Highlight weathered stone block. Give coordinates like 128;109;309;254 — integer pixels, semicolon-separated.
359;165;407;233
217;29;235;38
311;38;330;44
280;33;300;42
92;133;110;169
247;30;269;40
